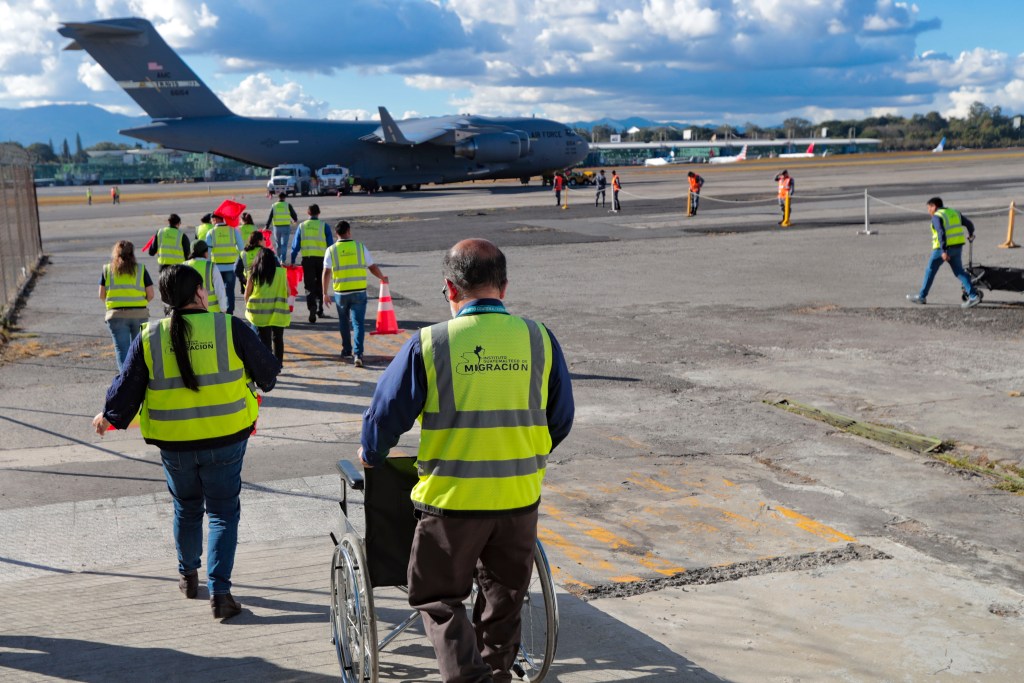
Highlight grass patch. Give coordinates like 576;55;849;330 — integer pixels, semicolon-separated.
933;453;1024;494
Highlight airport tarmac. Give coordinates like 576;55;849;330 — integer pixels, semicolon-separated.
2;151;1024;681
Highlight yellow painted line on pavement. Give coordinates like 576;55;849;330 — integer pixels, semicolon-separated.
627;473;677;493
773;505;857;543
722;478;737;487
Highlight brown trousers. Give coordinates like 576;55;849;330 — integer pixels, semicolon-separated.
407;508;538;683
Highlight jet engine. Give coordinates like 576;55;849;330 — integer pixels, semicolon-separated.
453;133;522;162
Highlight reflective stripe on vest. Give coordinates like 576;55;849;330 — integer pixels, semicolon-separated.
156;227;185;265
208;226;239;265
103;264;148;309
245;267;291;327
140;313;258;441
327;241;367;292
183;258;220;313
932;208;966;249
299;219;327;257
778;177;792;198
414;313;553;512
271;202;292;226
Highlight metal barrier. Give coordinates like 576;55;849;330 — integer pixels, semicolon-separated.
0;145;43;326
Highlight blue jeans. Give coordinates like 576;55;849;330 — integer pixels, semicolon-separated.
106;316;144;372
333;290;368;356
218;267;237;314
275;227;290;257
919;246;976;299
160;440;247;595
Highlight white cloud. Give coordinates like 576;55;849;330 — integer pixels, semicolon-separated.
218;73;327;118
327;109;373;121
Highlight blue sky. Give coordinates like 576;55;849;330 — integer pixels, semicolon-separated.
2;1;1023;126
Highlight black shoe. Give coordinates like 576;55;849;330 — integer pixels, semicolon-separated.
179;571;198;599
308;311;316;324
317;308;325;318
211;593;242;620
340;351;352;360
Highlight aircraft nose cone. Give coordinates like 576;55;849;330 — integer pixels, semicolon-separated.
576;137;590;162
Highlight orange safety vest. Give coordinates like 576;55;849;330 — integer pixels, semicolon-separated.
688;175;703;192
777;176;793;199
612;175;621;191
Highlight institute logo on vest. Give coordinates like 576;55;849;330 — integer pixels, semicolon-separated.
457;345;530;375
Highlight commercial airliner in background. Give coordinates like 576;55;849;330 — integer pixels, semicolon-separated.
779;143;815;159
707;145;747;165
58;18;589;191
932;137;947;153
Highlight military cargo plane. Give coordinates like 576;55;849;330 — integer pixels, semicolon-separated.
59;18;589;191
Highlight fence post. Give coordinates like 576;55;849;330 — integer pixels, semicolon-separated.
998;200;1019;248
859;189;875;235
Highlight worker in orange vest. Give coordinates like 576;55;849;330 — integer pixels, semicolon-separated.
687;171;705;216
611;170;622;212
775;170;794;226
553;172;565;207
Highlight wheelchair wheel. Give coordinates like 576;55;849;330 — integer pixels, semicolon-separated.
331;534;378;682
513;541;558;682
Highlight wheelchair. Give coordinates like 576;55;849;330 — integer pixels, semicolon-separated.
329;457;559;682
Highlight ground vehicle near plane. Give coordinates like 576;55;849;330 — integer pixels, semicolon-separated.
566;170;595;186
267;164;312;196
330;458;558;683
315;165;352;196
58;18;589;192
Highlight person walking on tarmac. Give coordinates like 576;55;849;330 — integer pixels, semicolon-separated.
92;264;281;621
86;187;92;205
595;169;607;207
611;170;622;212
289;204;334;323
907;197;981;308
195;214;214;242
245;248;292;362
321;220;387;368
148;213;190;272
237;230;264;298
774;170;794;226
265;192;298;256
687;171;705;216
183;240;227;314
206;212;245;314
359;238;574;683
553;171;565;207
234;212;258;295
99;240;154;372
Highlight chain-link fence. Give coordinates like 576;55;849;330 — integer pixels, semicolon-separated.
0;145;44;326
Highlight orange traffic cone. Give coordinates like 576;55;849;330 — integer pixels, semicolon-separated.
369;281;403;335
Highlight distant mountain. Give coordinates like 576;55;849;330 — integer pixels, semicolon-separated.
0;104;149;148
570;117;692;131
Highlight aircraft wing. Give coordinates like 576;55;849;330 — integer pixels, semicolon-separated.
361;107;478;146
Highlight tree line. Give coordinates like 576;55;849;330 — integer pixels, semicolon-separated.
4;135;141;164
577;102;1023;151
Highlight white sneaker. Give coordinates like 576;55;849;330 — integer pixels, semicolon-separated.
353;355;363;367
962;296;981;309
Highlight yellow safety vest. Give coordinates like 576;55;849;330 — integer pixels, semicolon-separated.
326;240;367;293
932;208;967;249
140;313;258;442
298;219;327;257
103;264;148;309
196;222;213;241
241;248;260;279
239;222;256;246
271;202;292;227
415;312;554;513
156;227;185;265
208;225;239;265
183;258;221;313
245;267;291;328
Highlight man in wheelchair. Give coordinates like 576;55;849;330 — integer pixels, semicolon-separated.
360;238;574;682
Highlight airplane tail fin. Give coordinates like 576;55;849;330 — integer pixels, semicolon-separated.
737;145;747;160
806;143;815;154
932;137;946;153
59;18;232;120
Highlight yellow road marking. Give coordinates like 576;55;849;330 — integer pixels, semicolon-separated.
627;473;678;493
773;505;857;543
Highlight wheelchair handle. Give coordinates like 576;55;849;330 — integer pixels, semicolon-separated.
337;459;365;491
